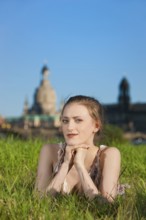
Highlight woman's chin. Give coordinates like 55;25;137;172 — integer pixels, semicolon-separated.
65;141;76;146
65;140;84;146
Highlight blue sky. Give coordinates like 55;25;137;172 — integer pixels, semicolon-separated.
0;0;146;117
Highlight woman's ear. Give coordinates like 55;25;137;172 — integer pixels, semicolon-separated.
93;122;100;133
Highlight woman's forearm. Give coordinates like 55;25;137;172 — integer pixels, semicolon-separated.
46;162;69;195
75;163;99;199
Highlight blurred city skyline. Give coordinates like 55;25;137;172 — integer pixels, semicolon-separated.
0;0;146;117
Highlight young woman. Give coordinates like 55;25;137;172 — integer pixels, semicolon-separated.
35;95;121;202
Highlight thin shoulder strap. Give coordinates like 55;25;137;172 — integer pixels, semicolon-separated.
99;145;107;150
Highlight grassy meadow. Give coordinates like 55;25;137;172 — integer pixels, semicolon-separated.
0;136;146;220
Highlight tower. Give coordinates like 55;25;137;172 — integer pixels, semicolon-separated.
30;65;57;115
118;77;130;110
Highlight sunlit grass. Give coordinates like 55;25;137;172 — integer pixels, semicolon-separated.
0;136;146;219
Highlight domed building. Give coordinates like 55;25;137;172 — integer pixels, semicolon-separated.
23;66;60;128
29;65;56;115
6;73;146;134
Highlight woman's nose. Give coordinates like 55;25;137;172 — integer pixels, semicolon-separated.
67;120;75;130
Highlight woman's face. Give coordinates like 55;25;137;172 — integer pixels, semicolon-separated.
61;103;99;146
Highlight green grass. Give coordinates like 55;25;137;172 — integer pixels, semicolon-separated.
0;136;146;220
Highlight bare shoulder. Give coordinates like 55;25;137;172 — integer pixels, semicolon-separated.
39;143;61;157
38;143;63;165
100;146;121;158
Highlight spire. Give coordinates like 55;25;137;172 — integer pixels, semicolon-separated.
23;97;29;115
42;65;50;80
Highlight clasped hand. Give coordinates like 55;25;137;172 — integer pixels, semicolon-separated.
64;144;89;167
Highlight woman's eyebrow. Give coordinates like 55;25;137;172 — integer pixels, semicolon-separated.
62;116;82;119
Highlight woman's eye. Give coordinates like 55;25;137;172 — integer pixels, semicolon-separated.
75;119;82;123
62;119;69;124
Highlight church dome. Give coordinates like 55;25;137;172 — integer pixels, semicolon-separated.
31;66;56;115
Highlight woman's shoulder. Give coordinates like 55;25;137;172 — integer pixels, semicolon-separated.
99;144;120;151
40;142;65;155
99;144;121;158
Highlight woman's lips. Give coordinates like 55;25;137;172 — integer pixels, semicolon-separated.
67;134;78;138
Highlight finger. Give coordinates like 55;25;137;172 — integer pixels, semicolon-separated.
77;144;89;149
66;145;89;154
71;145;89;151
80;144;89;149
75;148;89;153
